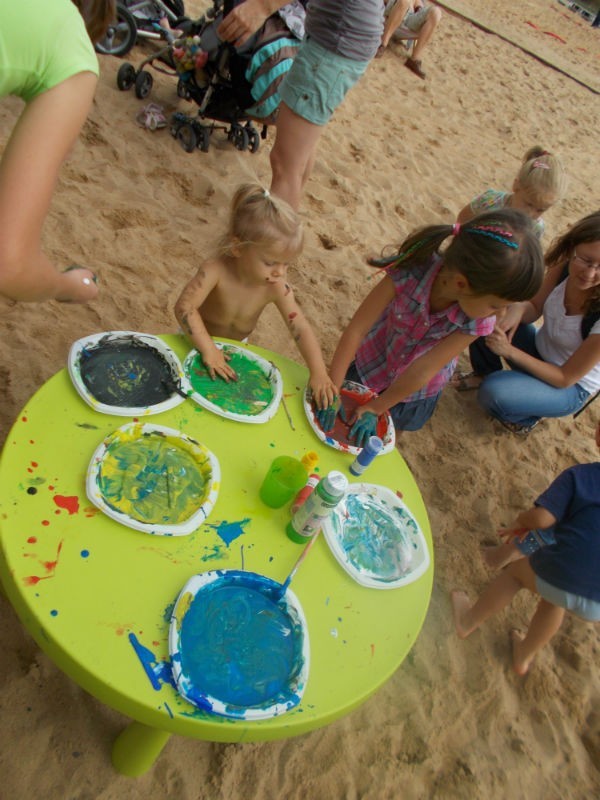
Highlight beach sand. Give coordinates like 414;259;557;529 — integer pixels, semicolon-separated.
1;1;599;797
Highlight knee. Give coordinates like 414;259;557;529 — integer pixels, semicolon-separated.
430;7;442;25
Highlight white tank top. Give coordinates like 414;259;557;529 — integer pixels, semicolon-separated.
535;280;600;395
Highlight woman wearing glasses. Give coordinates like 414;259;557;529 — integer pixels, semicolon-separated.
464;211;600;434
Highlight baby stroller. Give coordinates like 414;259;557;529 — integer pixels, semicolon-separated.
116;0;303;154
95;0;189;57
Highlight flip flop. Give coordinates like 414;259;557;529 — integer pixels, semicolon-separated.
450;371;482;392
136;103;167;131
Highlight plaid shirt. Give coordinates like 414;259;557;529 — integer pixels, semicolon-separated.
354;256;495;401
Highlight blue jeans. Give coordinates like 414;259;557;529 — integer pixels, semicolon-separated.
345;362;440;431
473;324;590;427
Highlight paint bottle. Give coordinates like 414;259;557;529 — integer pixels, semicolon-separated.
286;471;348;544
290;451;320;514
349;436;384;476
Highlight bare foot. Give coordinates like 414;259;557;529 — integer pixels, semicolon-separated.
56;267;99;303
511;629;531;676
450;590;477;639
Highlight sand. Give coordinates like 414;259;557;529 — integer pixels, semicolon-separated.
1;0;599;797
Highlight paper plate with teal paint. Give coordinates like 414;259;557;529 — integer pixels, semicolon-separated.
303;380;395;456
322;483;429;589
68;331;186;416
182;342;283;423
86;422;220;536
169;570;310;719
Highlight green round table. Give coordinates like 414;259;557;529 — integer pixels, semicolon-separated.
0;337;433;776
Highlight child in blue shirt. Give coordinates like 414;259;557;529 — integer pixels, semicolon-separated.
451;421;600;675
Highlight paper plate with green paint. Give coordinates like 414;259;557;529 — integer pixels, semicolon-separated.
68;331;186;416
303;380;395;456
169;570;310;719
86;422;220;536
322;483;430;589
182;342;283;423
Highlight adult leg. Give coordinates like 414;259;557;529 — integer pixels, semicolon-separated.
511;600;565;675
269;103;323;211
451;558;536;638
411;6;442;61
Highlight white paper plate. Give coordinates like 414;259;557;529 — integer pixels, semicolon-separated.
303;380;395;456
322;483;429;589
68;331;186;416
182;342;283;424
86;422;220;536
169;570;309;719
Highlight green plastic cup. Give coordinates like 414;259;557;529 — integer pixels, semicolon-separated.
259;456;307;509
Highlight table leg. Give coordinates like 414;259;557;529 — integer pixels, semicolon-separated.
111;720;171;777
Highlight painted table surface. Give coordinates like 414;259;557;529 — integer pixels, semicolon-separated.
0;336;433;744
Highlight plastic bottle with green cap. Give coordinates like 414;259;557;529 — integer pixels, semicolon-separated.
286;470;348;544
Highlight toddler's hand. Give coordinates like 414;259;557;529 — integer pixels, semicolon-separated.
348;407;379;448
497;525;528;542
310;374;338;410
315;395;340;433
202;347;237;382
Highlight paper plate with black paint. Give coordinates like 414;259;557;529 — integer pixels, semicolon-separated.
169;570;310;719
322;483;429;589
86;422;220;536
303;380;395;455
68;331;186;416
182;342;283;423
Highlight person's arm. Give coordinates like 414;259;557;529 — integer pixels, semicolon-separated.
174;261;237;381
499;506;557;541
0;72;98;302
217;0;289;46
274;283;337;408
486;328;600;389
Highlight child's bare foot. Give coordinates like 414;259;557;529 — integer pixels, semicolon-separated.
56;266;99;303
511;629;531;676
451;590;477;639
480;543;520;571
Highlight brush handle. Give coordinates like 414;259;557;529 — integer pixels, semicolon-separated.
277;531;321;598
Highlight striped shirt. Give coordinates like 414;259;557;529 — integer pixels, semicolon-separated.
354;256;496;401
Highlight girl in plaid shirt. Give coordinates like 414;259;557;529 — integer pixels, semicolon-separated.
319;209;544;443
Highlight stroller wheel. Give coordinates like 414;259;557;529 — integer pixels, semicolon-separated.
95;3;137;57
246;126;260;154
176;123;198;154
197;127;211;153
135;70;154;100
229;124;249;152
177;80;191;101
116;63;136;91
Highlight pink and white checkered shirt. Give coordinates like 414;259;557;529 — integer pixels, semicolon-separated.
354;256;496;401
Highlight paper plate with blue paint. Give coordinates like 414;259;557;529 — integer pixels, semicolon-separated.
303;380;395;456
68;331;186;416
86;422;220;536
169;570;310;719
322;483;429;589
182;342;283;423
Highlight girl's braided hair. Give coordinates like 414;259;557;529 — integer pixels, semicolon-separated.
369;208;544;302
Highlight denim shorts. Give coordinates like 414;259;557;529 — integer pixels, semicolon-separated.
279;38;369;126
517;529;556;556
535;575;600;622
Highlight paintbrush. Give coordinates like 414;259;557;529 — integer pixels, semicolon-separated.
275;531;321;600
281;394;295;431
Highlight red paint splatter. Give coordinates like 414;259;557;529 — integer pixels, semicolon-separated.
41;520;50;526
27;468;33;474
83;506;99;518
53;495;79;515
29;440;35;445
21;416;28;423
27;537;37;544
48;485;55;491
395;490;404;499
23;540;64;586
152;641;160;647
31;461;38;468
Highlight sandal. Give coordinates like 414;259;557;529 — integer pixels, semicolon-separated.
136;103;167;131
450;371;482;392
497;419;540;437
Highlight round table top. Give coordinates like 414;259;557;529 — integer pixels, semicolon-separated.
0;336;433;743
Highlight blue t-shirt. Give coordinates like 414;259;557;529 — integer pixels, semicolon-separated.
530;463;600;601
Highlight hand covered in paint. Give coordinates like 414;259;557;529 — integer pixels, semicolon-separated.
309;373;338;412
484;327;512;358
346;405;379;448
315;394;341;433
201;345;238;382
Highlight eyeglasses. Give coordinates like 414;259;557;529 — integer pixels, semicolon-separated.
572;248;600;271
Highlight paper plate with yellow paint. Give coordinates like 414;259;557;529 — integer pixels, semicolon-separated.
182;342;282;423
68;331;186;416
86;423;220;536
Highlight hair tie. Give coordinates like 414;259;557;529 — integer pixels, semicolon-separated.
263;188;270;198
532;160;550;170
452;223;460;237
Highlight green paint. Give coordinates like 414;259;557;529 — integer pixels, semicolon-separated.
97;431;211;526
187;349;273;416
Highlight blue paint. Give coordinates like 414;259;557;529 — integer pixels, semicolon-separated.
207;518;250;546
128;633;176;691
50;609;58;617
80;549;90;558
163;601;175;623
177;573;305;711
163;702;174;718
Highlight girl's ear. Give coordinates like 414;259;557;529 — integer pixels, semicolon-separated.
454;273;470;292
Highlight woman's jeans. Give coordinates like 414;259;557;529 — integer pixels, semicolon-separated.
470;324;590;427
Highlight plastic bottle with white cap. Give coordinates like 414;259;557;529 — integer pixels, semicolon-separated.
286;471;348;544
